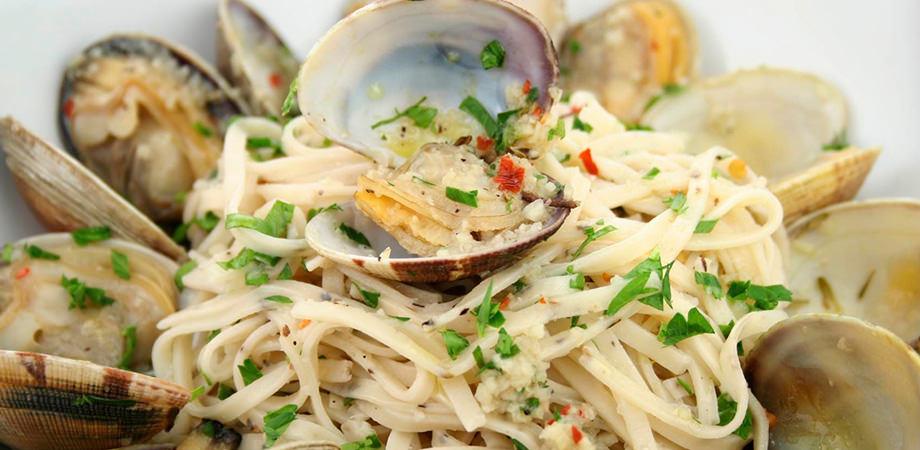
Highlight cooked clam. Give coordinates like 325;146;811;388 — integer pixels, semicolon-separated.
0;350;189;450
59;34;248;223
745;314;920;449
559;0;697;124
308;144;571;282
0;233;178;368
1;116;185;260
642;67;879;223
786;199;920;343
298;0;558;166
217;0;299;116
343;0;569;45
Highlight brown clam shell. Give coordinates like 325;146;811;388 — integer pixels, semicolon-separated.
0;350;189;450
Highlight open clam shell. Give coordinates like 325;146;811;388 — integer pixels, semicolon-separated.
745;314;920;449
59;34;248;223
559;0;697;124
0;233;178;369
1;117;185;260
0;350;189;450
641;67;879;223
786;199;920;343
297;0;558;167
217;0;299;116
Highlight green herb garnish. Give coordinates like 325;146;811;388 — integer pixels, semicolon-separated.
371;96;438;129
445;187;478;207
281;79;300;118
71;226;111;246
263;404;298;447
822;132;849;151
61;276;115;309
111;250;131;280
353;283;380;308
193;121;214;138
718;393;753;439
217;384;235;400
643;83;685;112
572;115;593;133
412;176;436;187
658;307;715;346
238;359;263;386
547;119;566;141
480;39;506;70
265;295;293;304
663;192;688;214
118;325;137;370
573;224;615;258
459;96;498;136
643;167;660;180
441;329;469;360
25;244;60;260
473;345;499;373
694;271;723;299
338;223;372;247
245;270;269;286
677;378;694;395
307;203;343;221
1;243;12;263
694;219;719;234
174;261;197;290
246;136;285;161
472;281;504;337
341;434;382;450
520;397;540;415
727;281;792;310
225;201;294;238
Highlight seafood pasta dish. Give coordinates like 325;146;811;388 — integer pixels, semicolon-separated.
0;1;917;450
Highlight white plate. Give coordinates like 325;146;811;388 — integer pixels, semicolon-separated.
1;0;919;243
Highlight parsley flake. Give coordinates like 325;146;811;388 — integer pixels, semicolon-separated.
694;219;719;234
480;39;506;70
694;271;723;299
370;96;438;129
238;359;263;385
445;187;478;207
495;328;520;358
118;325;137;370
658;307;715;346
225;201;294;238
338;223;372;247
263;404;298;447
441;329;469;360
71;226;111;246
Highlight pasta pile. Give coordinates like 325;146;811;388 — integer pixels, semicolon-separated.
153;91;788;450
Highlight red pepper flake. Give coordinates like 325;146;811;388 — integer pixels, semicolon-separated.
63;99;75;118
579;148;599;175
268;72;283;88
298;319;311;329
547;419;556;426
476;135;494;151
532;105;544;117
571;426;583;444
602;272;612;283
522;79;532;95
561;404;572;416
499;296;511;311
14;267;30;280
493;155;525;193
571;105;583;115
539;296;548;305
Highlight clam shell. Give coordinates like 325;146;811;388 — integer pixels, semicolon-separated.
217;0;299;116
305;201;568;283
745;314;920;449
786;199;920;343
0;116;186;261
0;350;189;450
297;0;558;167
559;0;697;123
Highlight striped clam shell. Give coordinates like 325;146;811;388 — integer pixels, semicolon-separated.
0;350;189;450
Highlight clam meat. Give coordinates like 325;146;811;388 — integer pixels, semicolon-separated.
559;0;697;124
745;314;920;449
0;233;178;369
786;199;920;343
642;67;879;222
59;34;247;223
217;0;300;116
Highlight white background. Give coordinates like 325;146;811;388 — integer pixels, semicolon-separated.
1;0;918;242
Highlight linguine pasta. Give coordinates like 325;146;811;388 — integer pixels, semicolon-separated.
153;91;789;450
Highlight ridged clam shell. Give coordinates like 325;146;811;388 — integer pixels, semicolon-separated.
0;350;189;450
772;147;879;224
0;116;185;261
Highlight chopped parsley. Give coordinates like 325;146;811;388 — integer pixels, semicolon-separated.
694;271;723;299
720;320;744;356
217;384;236;400
473;345;499;373
193;121;214;138
1;243;12;263
110;250;131;280
573;223;616;258
174;261;197;290
570;315;587;329
441;329;469;360
520;397;540;416
61;276;115;309
71;226;111;246
694;219;719;234
412;175;436;187
370;96;438;129
606;253;674;315
677;378;694;396
459;96;497;136
341;433;382;450
225;200;294;238
568;39;582;55
353;283;380;308
263;404;298;447
173;212;221;243
567;265;586;290
72;395;136;407
307;203;342;221
663;192;688;214
25;244;60;260
281;78;299;118
718;393;753;439
643;83;685;112
625;123;653;131
264;295;293;304
471;281;505;337
246;136;285;161
118;325;137;370
277;263;294;280
658;307;715;346
822;132;849;151
547;119;566;141
238;359;263;386
245;270;269;286
643;167;660;180
218;248;280;270
189;385;206;402
727;281;792;310
495;328;520;358
338;223;372;247
480;39;506;70
511;438;530;450
389;315;410;322
572;115;593;133
445;187;479;207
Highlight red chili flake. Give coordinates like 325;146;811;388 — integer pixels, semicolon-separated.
602;272;612;283
499;296;511;311
63;99;75;118
571;426;583;444
539;296;548;305
546;419;556;426
493;155;525;193
268;72;283;88
571;105;583;115
579;148;599;175
532;105;544;117
522;79;532;95
476;135;494;151
14;267;30;280
561;404;572;416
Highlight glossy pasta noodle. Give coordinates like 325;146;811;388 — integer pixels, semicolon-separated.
153;91;788;450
